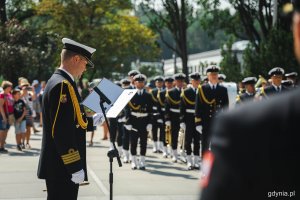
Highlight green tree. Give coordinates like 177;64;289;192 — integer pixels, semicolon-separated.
36;0;160;80
199;0;298;77
139;0;196;81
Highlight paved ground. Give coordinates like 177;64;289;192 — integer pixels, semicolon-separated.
0;123;202;200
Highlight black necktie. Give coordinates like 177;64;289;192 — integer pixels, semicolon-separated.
277;86;280;92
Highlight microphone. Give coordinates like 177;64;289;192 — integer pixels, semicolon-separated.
93;86;111;104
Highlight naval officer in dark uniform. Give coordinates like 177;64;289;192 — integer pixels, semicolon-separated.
180;72;201;170
235;77;257;105
165;73;186;162
125;74;153;170
150;75;165;153
195;65;229;158
258;67;289;99
199;2;300;199
37;38;96;200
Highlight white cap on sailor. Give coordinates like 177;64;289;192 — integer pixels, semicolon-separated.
62;38;96;67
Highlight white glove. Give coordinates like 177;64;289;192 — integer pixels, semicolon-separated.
124;124;132;131
196;125;203;134
93;113;105;126
118;116;126;123
157;119;163;124
146;124;152;132
165;121;171;126
71;169;85;184
180;123;186;131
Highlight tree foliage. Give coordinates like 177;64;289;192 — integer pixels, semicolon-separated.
139;0;196;81
199;0;298;78
0;0;160;83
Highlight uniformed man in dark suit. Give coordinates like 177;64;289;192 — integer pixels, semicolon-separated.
236;77;257;105
165;73;185;162
122;70;140;163
285;72;298;88
37;38;96;200
195;65;229;159
199;2;300;199
108;81;124;156
258;67;289;98
157;76;174;158
218;74;226;83
150;75;165;153
125;74;152;170
180;72;201;170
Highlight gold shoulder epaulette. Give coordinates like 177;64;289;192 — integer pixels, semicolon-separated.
197;85;216;105
182;89;195;105
166;90;180;105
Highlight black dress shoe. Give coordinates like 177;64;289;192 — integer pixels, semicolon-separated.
139;166;146;170
131;166;137;170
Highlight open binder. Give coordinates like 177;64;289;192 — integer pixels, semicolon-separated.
81;78;137;118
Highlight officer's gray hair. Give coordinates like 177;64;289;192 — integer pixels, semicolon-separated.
61;49;78;62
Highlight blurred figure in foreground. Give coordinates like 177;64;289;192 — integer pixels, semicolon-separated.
199;2;300;200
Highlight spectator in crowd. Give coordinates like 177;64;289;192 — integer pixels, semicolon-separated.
38;81;46;127
32;80;42;127
12;89;27;151
20;78;38;149
0;81;14;153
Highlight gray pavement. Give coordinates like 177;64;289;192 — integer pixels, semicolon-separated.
0;123;202;200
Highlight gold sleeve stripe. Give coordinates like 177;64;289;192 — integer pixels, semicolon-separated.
166;90;180;105
195;117;201;123
235;95;241;102
61;150;81;165
198;85;216;105
182;90;195;105
150;91;158;102
157;90;164;106
128;101;141;111
52;82;64;138
63;80;88;129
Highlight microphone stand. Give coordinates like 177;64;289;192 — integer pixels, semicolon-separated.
95;87;122;200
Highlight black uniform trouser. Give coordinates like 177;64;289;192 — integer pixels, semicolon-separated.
109;118;124;147
185;116;200;156
130;116;148;156
46;179;79;200
170;113;180;150
201;124;211;157
122;129;131;150
152;115;165;144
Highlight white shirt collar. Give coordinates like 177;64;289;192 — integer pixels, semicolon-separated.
208;82;217;89
272;84;281;90
59;68;74;82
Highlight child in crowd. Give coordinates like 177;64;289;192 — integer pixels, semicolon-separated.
12;89;27;151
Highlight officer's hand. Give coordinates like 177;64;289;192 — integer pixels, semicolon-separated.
118;116;126;123
124;124;132;131
146;124;152;132
165;121;171;126
180;123;186;131
157;119;163;124
196;125;202;134
71;169;85;184
93;113;105;126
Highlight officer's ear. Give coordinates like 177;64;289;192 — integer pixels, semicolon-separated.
293;13;300;62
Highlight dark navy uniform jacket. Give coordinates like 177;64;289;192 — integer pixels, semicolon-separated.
200;88;300;200
165;87;182;121
125;89;152;129
37;69;88;181
180;87;197;123
260;85;289;98
195;83;229;129
236;92;255;104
